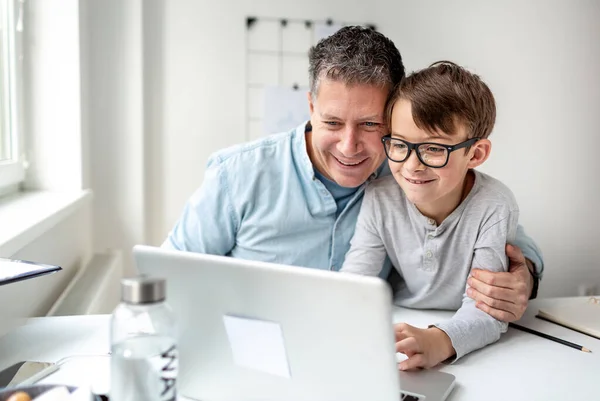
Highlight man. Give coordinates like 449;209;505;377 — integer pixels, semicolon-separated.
163;26;543;322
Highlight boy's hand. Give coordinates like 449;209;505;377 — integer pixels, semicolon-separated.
467;244;532;322
394;323;455;371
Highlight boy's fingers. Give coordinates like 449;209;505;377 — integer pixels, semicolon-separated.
395;330;409;342
395;337;420;354
394;322;411;332
399;354;425;371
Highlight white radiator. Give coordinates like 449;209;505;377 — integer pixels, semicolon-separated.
47;249;123;316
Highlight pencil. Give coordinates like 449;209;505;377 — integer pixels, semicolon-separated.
509;322;592;353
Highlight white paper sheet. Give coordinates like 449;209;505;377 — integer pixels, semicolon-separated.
223;315;291;379
263;86;310;136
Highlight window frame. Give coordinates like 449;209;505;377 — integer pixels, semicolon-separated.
0;0;25;193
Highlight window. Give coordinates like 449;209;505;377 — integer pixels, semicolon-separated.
0;0;24;193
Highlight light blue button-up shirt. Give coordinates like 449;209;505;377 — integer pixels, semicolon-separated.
163;122;543;278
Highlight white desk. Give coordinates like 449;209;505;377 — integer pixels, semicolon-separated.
0;298;598;401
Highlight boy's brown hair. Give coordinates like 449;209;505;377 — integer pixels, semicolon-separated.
385;61;496;139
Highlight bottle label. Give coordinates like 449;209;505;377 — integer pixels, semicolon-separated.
150;343;178;401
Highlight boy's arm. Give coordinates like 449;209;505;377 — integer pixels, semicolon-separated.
467;224;544;322
340;187;387;276
433;213;517;362
162;156;237;255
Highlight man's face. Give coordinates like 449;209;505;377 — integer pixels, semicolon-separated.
306;79;388;188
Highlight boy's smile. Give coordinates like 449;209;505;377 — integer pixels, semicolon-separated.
403;177;436;185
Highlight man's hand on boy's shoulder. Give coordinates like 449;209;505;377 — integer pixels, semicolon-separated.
466;244;533;323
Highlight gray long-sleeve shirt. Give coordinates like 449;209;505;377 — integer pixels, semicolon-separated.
340;170;518;361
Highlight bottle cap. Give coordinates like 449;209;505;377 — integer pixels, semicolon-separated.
121;276;166;304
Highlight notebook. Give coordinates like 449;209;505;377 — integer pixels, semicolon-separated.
0;258;62;286
537;297;600;340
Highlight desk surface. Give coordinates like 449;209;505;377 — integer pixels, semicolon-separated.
0;297;598;401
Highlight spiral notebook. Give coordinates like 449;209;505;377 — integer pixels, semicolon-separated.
536;297;600;340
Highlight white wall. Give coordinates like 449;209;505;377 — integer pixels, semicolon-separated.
82;0;145;274
375;0;600;297
142;0;167;249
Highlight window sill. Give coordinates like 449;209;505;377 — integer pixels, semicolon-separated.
0;190;93;256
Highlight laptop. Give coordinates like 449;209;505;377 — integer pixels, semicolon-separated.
133;245;456;401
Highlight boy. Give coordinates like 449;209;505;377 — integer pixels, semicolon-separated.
341;61;518;370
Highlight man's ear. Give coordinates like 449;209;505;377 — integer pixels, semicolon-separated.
307;91;315;115
467;138;492;169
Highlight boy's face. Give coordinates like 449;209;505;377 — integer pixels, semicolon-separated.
388;99;489;214
306;79;388;188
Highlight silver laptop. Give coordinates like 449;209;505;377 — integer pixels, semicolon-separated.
133;245;455;401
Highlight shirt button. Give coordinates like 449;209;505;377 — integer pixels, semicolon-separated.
427;218;436;225
427;234;434;239
425;250;433;258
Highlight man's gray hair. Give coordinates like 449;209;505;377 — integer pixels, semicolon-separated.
308;26;405;98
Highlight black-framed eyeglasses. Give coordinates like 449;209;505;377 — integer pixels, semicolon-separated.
381;135;480;168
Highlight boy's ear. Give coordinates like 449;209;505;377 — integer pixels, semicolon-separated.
467;138;491;168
